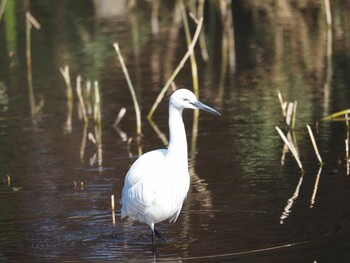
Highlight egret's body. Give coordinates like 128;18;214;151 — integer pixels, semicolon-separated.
121;89;220;241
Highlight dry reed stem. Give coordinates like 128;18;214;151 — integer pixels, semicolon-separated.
113;43;141;138
111;194;116;225
180;0;199;97
276;126;303;172
111;194;115;210
26;12;41;30
197;0;209;61
306;124;323;166
76;75;88;123
346;139;349;175
113;108;127;127
291;101;297;130
147;17;204;119
151;0;160;34
59;66;73;100
324;0;332;27
80;123;88;162
277;90;287;117
94;81;101;124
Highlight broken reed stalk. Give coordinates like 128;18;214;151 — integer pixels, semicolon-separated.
111;194;115;210
113;43;141;138
76;75;88;124
306;124;323;166
275;126;304;172
60;66;73;133
180;0;199;96
113;107;127;127
147;17;204;120
59;66;73;100
111;194;116;225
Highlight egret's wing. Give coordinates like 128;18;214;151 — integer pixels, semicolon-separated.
121;149;166;220
169;203;183;223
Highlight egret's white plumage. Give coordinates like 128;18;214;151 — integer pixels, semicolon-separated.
121;89;220;241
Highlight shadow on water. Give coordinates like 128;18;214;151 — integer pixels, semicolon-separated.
1;0;350;262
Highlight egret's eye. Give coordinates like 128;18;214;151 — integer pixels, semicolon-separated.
183;98;189;102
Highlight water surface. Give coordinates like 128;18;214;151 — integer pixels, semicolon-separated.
1;1;350;262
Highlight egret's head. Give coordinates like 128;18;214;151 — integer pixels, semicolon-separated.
170;89;221;116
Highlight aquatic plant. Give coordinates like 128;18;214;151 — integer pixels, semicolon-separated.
113;43;141;139
147;17;204;119
275;126;303;173
306;124;323;166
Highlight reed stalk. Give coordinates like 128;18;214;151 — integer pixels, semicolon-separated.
93;81;101;124
25;12;40;118
324;0;332;28
111;194;116;225
197;0;209;61
0;0;7;22
276;126;303;172
151;0;160;35
95;124;103;168
226;0;236;73
113;108;127;127
147;17;204;119
59;66;73;100
113;43;141;138
80;123;88;162
60;66;73;133
180;0;199;96
291;101;297;130
277;90;286;117
346;139;349;175
321;109;350;121
76;75;88;124
7;174;10;187
306;124;323;166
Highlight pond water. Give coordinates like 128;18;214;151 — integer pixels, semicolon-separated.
1;1;350;262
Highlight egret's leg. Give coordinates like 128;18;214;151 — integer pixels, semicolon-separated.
150;223;163;242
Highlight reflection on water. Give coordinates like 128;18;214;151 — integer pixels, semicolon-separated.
1;0;350;262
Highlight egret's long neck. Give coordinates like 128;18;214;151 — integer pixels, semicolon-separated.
167;104;188;166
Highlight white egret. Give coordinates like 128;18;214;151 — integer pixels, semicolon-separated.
121;89;221;242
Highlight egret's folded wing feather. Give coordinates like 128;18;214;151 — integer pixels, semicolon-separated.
121;149;167;220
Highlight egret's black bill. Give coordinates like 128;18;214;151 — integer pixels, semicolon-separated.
191;101;221;116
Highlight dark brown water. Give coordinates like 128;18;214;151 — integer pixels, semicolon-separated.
1;1;350;262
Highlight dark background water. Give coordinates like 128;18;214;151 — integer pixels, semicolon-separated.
1;0;350;262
